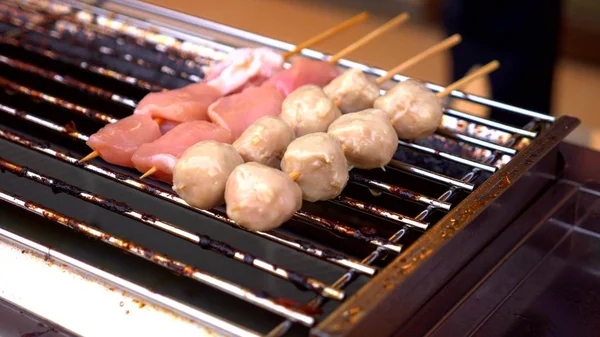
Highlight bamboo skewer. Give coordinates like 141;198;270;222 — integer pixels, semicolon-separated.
282;11;369;59
375;33;462;85
328;12;410;64
436;60;500;98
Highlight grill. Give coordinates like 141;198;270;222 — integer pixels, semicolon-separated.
0;1;581;336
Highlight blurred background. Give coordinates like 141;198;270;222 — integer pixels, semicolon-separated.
144;0;600;149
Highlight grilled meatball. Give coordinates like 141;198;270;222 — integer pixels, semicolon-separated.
172;140;243;209
374;79;443;140
280;85;341;137
281;133;349;202
323;68;380;114
328;108;398;169
225;162;302;231
232;116;295;168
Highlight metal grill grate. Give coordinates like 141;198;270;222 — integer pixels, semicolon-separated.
0;0;563;336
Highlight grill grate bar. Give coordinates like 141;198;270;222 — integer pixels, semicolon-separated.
0;126;377;276
0;38;166;92
444;108;537;138
0;54;138;108
387;160;474;191
435;128;517;155
335;195;429;231
0;188;317;327
398;139;498;173
348;172;451;210
0;76;119;123
0;155;345;301
0;103;88;142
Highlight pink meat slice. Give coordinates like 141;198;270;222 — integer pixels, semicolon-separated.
205;47;284;95
207;84;285;140
134;83;222;122
264;57;340;96
131;121;233;184
86;114;162;168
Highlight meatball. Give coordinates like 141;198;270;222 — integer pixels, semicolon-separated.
281;133;349;202
233;116;295;168
225;162;302;231
280;85;341;137
323;68;380;114
172;140;244;209
328;108;398;169
374;79;443;140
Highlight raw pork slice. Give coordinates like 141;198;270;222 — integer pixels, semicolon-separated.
131;121;233;183
86;114;161;168
264;57;340;97
207;84;285;139
205;47;284;95
134;83;221;122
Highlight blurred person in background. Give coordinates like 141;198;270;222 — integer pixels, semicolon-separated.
441;0;563;127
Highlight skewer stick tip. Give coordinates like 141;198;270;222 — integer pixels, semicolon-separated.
139;167;158;180
436;60;500;98
288;171;302;182
78;150;99;163
282;10;370;59
328;11;411;64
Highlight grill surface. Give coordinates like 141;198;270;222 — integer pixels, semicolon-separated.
0;1;580;336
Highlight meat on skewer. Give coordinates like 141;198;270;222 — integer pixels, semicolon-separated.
225;162;302;231
131;121;233;183
173;141;244;210
78;11;368;165
280;132;349;202
375;60;500;139
84;114;162;167
327;108;398;169
280;84;341;137
232;115;295;168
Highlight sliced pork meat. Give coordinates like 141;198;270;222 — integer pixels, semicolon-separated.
173;141;244;210
207;84;285;139
225;162;302;231
131;121;233;183
134;83;222;123
86;114;161;168
205;47;285;95
264;57;340;97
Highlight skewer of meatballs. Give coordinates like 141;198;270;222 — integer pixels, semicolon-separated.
77;10;373;165
225;60;499;231
136;12;412;181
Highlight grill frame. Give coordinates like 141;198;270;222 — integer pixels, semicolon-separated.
0;1;581;336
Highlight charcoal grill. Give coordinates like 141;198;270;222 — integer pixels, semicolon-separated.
0;0;581;336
